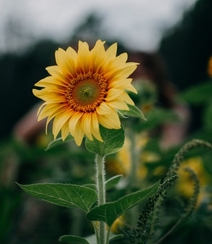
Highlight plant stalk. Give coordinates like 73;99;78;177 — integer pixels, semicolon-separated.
95;154;107;244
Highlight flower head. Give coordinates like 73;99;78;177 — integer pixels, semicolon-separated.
33;40;138;146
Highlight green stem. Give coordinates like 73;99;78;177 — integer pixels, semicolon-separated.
128;130;140;227
129;133;138;188
95;154;107;244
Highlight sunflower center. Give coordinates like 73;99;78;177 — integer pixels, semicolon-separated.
66;74;108;113
73;79;101;106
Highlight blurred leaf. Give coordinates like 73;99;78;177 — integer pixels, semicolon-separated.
59;235;90;244
136;107;178;132
83;234;97;244
180;82;212;104
105;175;123;190
85;125;125;156
17;183;97;213
45;135;74;151
86;181;159;226
203;101;212;130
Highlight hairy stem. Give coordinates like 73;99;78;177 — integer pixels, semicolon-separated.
95;154;107;244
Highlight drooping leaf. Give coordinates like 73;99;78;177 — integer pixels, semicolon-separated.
109;234;124;242
85;125;125;156
17;183;97;213
59;235;90;244
84;234;97;244
45;135;74;151
86;181;159;226
82;175;123;192
105;175;123;190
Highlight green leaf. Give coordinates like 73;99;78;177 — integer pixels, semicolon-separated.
105;175;123;190
59;235;90;244
85;125;125;156
136;107;178;132
86;181;159;226
109;234;124;242
45;135;74;151
84;234;97;244
180;82;212;104
119;104;146;120
17;183;97;213
203;101;212;130
83;175;122;192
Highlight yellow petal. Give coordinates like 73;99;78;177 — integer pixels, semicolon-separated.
107;100;129;110
114;53;128;64
77;41;91;73
74;122;84;146
120;92;135;105
33;89;65;103
91;40;106;71
52;110;72;138
109;78;137;94
96;102;112;115
91;112;103;141
61;121;70;140
98;109;121;129
46;65;64;80
34;76;68;88
69;112;83;136
81;113;93;140
55;48;73;76
105;43;117;60
105;63;138;80
106;89;123;101
66;46;77;62
37;103;61;120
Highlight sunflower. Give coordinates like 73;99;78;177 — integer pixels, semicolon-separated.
33;40;138;146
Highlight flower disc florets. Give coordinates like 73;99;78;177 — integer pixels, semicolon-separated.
33;40;138;146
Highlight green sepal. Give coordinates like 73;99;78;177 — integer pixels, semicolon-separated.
86;181;159;226
85;125;125;156
59;235;90;244
119;104;146;120
17;183;97;213
45;135;74;151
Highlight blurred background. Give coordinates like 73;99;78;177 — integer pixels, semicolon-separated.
1;0;212;243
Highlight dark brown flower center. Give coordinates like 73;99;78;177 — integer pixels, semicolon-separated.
66;73;108;113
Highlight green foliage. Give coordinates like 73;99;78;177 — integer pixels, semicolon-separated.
119;104;146;120
129;175;178;244
86;181;159;226
180;82;212;104
129;139;212;244
17;183;97;213
165;139;212;180
85;126;125;156
105;175;123;191
203;101;212;130
59;234;90;244
45;135;74;151
135;107;178;132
